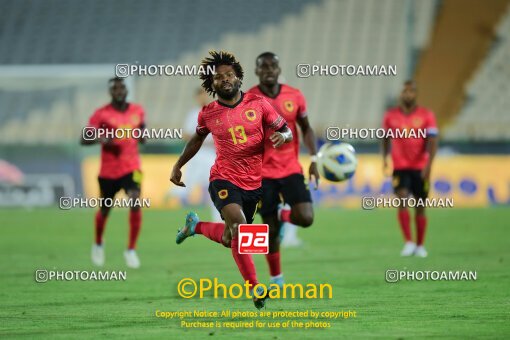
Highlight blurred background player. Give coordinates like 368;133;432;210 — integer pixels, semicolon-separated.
180;88;221;222
81;77;146;268
382;80;438;258
247;52;319;287
170;51;293;309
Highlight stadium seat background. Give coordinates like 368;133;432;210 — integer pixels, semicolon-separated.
0;0;439;144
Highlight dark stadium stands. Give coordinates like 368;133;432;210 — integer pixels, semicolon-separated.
0;0;441;144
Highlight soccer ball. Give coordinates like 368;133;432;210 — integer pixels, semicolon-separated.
317;142;357;182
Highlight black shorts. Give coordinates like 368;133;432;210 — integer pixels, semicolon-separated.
98;171;142;200
392;169;429;199
259;173;312;217
208;179;262;224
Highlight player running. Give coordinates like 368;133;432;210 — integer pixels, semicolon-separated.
181;88;221;222
382;80;438;258
81;77;145;268
247;52;319;287
170;51;293;309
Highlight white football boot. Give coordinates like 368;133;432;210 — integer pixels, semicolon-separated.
124;249;141;268
91;244;105;267
400;241;417;257
414;245;428;258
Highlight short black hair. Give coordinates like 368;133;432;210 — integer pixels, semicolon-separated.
199;50;243;96
256;51;279;66
404;79;417;89
108;77;125;88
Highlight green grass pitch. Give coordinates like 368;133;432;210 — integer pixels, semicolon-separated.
0;207;509;338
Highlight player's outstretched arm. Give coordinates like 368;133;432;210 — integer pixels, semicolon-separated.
421;135;438;180
269;124;293;148
80;133;113;146
297;116;320;189
81;135;96;145
138;123;147;145
170;132;207;187
381;137;390;176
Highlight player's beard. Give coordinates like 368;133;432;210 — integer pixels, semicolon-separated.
261;73;278;86
216;82;240;101
112;94;127;106
113;99;125;106
402;99;415;108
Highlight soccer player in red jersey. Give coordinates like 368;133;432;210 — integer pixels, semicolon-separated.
247;52;319;287
81;77;145;268
170;51;293;309
382;80;438;258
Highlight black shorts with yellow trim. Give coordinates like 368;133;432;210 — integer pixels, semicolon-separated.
259;173;312;217
392;169;429;199
98;170;142;199
208;179;262;224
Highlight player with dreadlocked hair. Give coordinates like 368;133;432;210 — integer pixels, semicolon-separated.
198;51;244;97
170;50;293;309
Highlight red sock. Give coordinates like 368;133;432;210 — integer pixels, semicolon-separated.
128;210;142;250
280;209;291;223
230;237;258;287
195;221;225;244
416;214;427;246
397;209;412;242
95;210;107;245
265;252;281;277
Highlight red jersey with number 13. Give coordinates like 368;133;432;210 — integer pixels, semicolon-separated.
196;92;286;190
247;84;307;179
